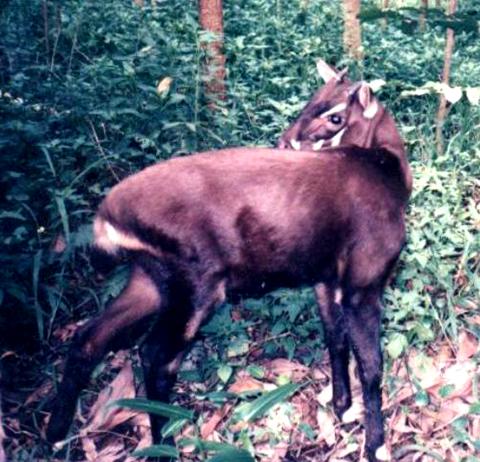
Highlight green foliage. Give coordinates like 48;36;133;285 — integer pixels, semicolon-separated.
232;382;302;422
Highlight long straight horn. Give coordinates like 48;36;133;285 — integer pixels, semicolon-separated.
316;59;340;83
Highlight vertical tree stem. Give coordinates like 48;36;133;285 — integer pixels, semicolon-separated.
198;0;227;108
435;0;457;156
343;0;363;61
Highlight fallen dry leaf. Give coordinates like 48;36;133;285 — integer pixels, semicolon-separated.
316;383;333;406
83;359;136;435
264;358;310;381
457;330;479;361
25;379;53;406
408;351;443;389
81;435;98;462
256;441;289;462
200;404;233;439
228;371;264;393
53;320;87;342
316;408;336;446
429;360;475;400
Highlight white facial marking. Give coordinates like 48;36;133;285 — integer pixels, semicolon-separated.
334;288;343;304
375;445;390;461
330;128;346;147
363;100;379;119
290;139;301;151
321;103;347;118
312;139;324;151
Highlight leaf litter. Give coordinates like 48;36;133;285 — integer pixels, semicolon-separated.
8;327;479;461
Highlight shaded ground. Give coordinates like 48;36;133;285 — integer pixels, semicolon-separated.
3;312;479;462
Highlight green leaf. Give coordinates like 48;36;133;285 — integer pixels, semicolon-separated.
386;333;408;359
469;402;480;415
233;382;301;422
438;384;455;399
113;398;194;421
132;444;178;458
217;364;233;383
227;338;250;358
246;365;265;379
414;389;429;407
161;418;189;438
207;448;254;462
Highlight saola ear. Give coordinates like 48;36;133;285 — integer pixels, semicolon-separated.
350;82;379;119
316;59;348;83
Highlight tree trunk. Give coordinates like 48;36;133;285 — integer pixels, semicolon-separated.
435;0;457;156
343;0;363;61
380;0;389;29
419;0;428;30
198;0;226;108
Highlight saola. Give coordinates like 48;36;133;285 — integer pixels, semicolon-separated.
46;63;411;462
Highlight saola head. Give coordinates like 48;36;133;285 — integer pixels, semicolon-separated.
278;59;412;193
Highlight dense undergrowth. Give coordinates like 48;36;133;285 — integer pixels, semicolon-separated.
1;0;479;461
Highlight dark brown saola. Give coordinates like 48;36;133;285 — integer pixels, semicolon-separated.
46;62;411;462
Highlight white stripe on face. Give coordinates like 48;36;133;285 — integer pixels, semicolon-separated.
330;128;346;147
320;102;347;118
312;139;324;151
290;139;301;151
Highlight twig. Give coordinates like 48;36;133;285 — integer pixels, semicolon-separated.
87;119;121;182
42;0;50;57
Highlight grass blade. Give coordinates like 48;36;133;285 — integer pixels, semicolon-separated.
132;444;178;458
232;382;302;422
113;398;194;421
207;448;254;462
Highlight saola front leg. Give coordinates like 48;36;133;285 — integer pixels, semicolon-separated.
344;286;387;462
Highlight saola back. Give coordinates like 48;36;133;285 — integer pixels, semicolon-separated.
46;67;410;462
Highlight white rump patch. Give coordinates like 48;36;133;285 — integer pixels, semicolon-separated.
290;139;301;151
312;139;324;151
321;102;347;118
330;128;346;147
93;217;151;254
375;445;391;461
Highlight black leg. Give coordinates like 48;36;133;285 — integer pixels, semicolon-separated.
344;287;385;462
139;276;226;445
140;314;190;445
46;265;161;443
315;283;352;418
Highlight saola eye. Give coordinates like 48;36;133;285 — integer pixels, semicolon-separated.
328;114;343;125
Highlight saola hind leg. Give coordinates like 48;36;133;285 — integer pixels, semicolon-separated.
46;265;161;443
139;269;226;447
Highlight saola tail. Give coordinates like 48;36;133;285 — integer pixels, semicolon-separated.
90;244;122;275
